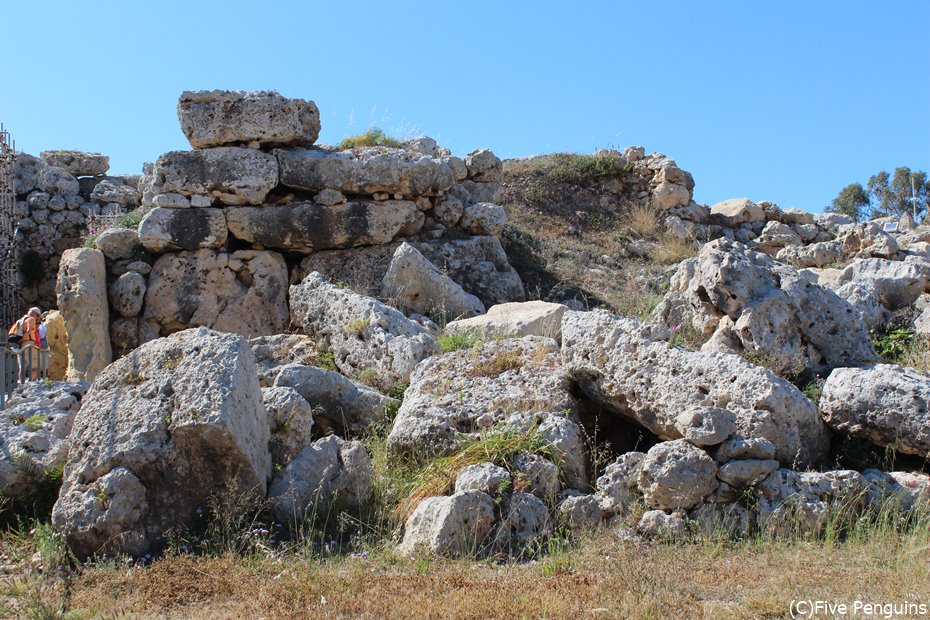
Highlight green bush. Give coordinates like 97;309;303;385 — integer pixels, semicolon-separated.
533;153;630;184
872;328;915;363
339;127;402;150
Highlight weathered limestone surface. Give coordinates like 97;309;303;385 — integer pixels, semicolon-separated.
821;364;930;457
289;272;439;387
138;207;228;254
143;249;288;339
39;150;109;177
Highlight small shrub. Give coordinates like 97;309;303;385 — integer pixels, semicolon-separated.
395;425;553;522
124;373;147;385
319;351;338;372
801;375;826;404
741;345;807;383
23;415;47;432
540;531;576;576
338;127;402;150
438;331;484;353
666;323;710;350
355;369;380;388
345;317;369;338
116;207;152;229
524;184;548;205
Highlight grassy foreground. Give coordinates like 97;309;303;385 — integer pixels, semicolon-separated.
2;523;928;619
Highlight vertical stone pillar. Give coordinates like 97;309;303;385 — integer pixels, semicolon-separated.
56;248;111;381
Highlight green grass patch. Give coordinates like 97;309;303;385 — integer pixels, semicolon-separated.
394;425;553;522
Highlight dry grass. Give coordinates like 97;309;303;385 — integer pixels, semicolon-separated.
899;334;930;374
652;233;699;265
468;350;524;379
624;202;661;238
11;526;923;619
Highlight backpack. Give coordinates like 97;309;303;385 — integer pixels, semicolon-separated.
7;318;24;344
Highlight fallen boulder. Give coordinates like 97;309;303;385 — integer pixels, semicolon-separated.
386;336;587;488
273;363;396;436
269;435;372;523
381;242;484;322
52;328;270;558
295;236;525;308
638;440;719;510
820;364;930;457
651;238;877;375
398;490;495;557
443;301;567;341
562;310;829;466
289;272;439;387
0;382;87;499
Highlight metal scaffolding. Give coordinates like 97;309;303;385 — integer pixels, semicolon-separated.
0;123;19;329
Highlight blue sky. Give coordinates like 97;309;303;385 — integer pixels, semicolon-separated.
3;0;928;212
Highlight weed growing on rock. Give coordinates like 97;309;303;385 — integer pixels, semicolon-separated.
437;330;484;353
468;350;523;378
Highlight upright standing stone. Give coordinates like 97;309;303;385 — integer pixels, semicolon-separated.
55;249;111;382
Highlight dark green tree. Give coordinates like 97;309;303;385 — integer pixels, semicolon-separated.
866;167;930;220
827;182;870;221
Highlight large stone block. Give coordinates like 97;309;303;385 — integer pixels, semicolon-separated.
40;150;109;177
138;207;228;254
226;200;419;253
289;272;439;387
276;147;454;196
143;249;288;339
294;236;525;308
821;364;930;457
178;90;320;149
150;148;278;206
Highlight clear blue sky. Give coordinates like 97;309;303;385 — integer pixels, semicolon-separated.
4;0;928;213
